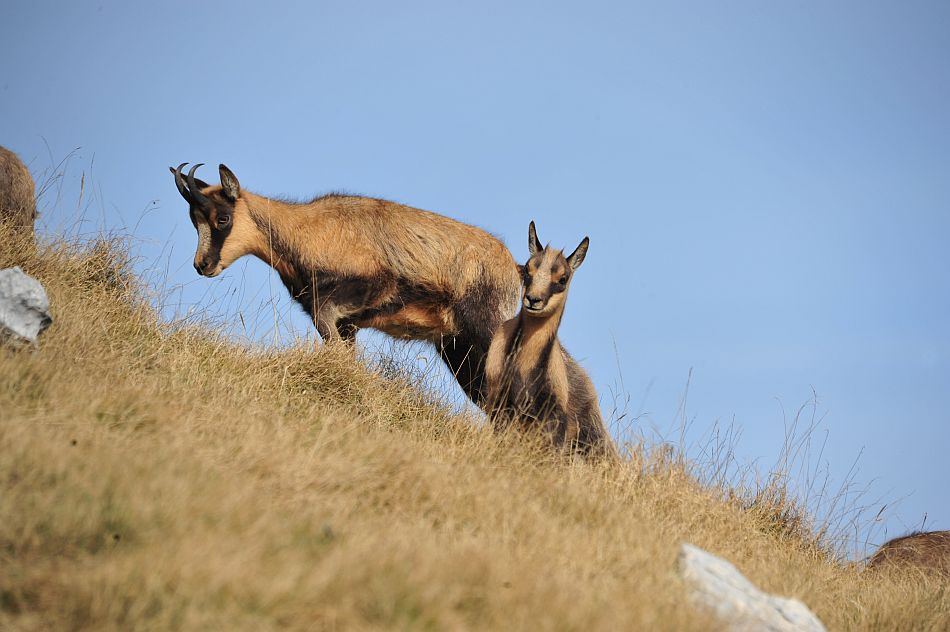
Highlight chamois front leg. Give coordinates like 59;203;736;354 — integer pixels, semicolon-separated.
560;414;581;452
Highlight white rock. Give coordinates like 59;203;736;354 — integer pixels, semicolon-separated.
0;267;52;345
678;543;826;632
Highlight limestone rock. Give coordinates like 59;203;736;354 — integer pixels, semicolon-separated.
0;267;52;345
677;543;826;632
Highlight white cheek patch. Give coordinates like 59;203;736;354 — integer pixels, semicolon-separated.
195;221;212;256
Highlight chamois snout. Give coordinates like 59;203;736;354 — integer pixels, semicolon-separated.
193;256;221;277
524;295;545;311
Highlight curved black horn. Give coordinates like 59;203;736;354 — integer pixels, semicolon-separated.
186;163;212;208
172;162;193;203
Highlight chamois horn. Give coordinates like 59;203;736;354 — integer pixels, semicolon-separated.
172;162;193;203
186;163;212;210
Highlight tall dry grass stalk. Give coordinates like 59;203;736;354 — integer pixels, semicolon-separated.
1;228;948;631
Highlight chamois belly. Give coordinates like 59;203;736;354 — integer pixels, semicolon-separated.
358;301;454;340
283;264;479;349
352;275;459;340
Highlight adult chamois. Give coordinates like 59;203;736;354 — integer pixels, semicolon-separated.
170;163;521;405
0;146;36;243
484;221;616;459
867;530;950;577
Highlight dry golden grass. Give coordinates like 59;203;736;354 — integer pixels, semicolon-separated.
1;231;948;631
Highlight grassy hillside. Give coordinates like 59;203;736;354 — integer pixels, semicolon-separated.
1;232;947;631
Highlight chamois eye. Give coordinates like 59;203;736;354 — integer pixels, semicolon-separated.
559;275;568;285
217;214;231;228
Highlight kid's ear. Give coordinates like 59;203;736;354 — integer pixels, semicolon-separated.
528;221;542;256
566;237;589;271
219;163;241;202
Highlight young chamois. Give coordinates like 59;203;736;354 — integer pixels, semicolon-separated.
485;221;616;459
170;163;521;405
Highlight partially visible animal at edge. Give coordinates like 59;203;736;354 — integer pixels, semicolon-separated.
0;145;37;242
484;221;617;459
866;530;950;577
170;163;521;405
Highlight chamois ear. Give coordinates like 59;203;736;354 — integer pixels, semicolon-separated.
527;221;542;256
566;237;589;271
219;164;241;202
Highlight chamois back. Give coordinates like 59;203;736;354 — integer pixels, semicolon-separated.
0;146;36;242
867;530;950;577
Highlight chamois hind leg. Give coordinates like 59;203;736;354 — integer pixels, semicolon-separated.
448;278;515;406
437;336;488;406
315;303;353;346
336;322;358;343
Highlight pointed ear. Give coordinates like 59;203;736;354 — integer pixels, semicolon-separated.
219;164;241;202
566;237;589;271
527;221;542;256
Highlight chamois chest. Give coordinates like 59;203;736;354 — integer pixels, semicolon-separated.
497;331;567;424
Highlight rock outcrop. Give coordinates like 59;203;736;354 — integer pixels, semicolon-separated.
677;543;826;632
0;267;52;345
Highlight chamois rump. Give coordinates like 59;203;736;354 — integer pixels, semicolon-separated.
0;146;36;243
170;163;521;404
867;530;950;577
485;221;616;459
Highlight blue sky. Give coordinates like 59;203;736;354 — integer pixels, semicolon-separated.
3;1;948;555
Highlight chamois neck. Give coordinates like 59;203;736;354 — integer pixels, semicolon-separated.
242;191;308;220
241;191;311;273
514;306;564;364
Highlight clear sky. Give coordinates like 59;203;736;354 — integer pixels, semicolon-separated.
3;1;948;555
